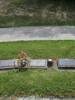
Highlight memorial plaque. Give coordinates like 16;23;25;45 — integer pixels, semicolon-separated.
30;59;47;68
0;60;16;70
57;59;75;69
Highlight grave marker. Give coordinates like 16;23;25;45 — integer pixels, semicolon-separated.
58;59;75;69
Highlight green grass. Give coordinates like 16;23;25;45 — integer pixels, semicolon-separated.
0;40;75;97
0;69;75;97
0;40;75;59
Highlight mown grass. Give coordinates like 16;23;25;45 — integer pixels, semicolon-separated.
0;40;75;97
0;40;75;59
0;69;75;97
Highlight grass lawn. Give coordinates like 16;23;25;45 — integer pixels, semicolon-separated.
0;69;75;97
0;40;75;97
0;40;75;59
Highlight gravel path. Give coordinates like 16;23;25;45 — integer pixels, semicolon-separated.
0;26;75;42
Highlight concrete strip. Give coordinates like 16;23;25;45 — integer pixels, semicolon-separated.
0;26;75;42
1;58;75;70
